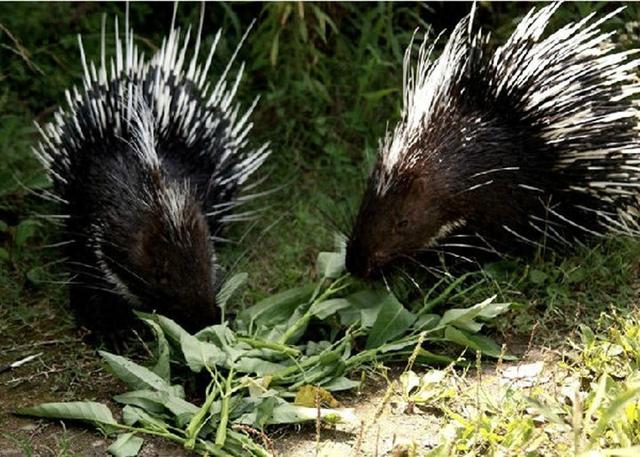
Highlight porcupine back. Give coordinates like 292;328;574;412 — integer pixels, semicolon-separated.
33;7;269;332
346;3;640;278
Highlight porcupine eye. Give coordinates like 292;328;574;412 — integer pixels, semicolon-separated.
396;219;410;231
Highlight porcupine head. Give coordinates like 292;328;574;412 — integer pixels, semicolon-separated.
347;3;640;277
347;16;489;278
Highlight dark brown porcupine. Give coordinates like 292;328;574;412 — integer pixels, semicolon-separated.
347;3;640;278
34;7;269;332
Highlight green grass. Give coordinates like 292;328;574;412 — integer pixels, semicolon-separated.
2;2;640;456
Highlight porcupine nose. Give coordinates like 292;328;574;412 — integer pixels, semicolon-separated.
345;246;378;278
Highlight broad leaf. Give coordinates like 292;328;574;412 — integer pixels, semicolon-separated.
108;433;144;457
17;401;117;433
121;405;167;429
443;326;508;358
180;333;227;372
235;357;289;376
196;325;245;362
316;251;345;278
99;351;173;393
310;298;351;320
366;294;416;349
239;283;316;331
113;390;199;422
321;376;360;392
438;296;510;333
338;289;389;328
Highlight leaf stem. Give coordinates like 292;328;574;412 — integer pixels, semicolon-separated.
215;368;235;447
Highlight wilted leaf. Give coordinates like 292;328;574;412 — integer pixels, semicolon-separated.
142;314;191;345
196;324;246;363
272;403;357;425
294;385;340;408
235;357;288;376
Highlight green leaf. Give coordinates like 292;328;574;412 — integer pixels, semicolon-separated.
17;402;117;433
254;396;278;429
413;314;440;332
592;384;640;440
114;390;198;426
316;251;345;279
443;326;507;358
366;294;416;349
99;351;173;393
139;313;191;344
235;357;289;376
14;219;40;247
108;433;144;457
26;266;49;284
483;260;519;280
310;298;351;320
180;333;227;372
138;317;170;382
321;376;360;392
529;269;548;285
239;283;315;331
438;296;509;333
362;87;398;102
121;405;167;430
0;220;8;232
338;289;389;328
0;247;10;262
216;272;248;309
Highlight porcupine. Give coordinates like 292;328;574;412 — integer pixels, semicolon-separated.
33;6;269;332
346;3;640;278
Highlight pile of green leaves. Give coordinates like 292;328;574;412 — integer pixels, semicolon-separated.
16;248;512;456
